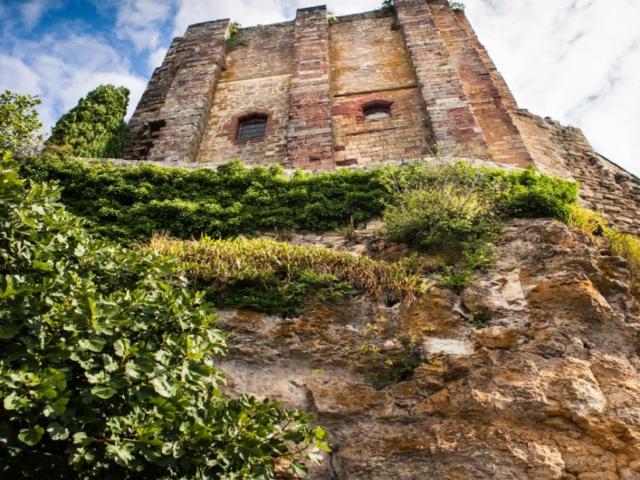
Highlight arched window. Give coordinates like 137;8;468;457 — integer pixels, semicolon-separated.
363;101;392;121
237;114;268;141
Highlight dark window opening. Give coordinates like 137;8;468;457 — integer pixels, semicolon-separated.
237;115;268;141
363;102;392;121
138;119;166;157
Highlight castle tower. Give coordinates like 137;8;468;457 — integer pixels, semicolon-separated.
124;0;640;234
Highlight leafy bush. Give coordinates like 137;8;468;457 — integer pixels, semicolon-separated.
45;85;129;158
382;162;578;222
22;156;390;240
381;162;577;287
0;90;42;157
383;185;497;252
494;167;578;222
0;154;328;478
147;236;426;315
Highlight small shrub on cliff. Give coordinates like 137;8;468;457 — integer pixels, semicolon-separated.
382;162;577;286
383;184;498;252
45;85;129;158
569;206;640;295
147;235;427;315
0;154;328;478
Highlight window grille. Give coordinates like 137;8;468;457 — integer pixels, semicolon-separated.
237;116;267;141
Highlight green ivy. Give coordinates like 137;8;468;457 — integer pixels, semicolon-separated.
22;157;578;246
45;85;129;158
0;153;328;478
22;156;390;240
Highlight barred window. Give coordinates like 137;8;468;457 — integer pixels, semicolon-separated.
363;102;392;121
237;115;267;141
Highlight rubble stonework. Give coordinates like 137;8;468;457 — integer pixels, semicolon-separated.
124;0;640;233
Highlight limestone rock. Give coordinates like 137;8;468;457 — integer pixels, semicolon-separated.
218;219;640;479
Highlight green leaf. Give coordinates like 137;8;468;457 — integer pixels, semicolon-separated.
33;259;54;271
91;385;117;399
106;443;134;466
0;275;16;299
289;460;308;476
18;425;44;446
0;323;18;339
78;337;106;352
113;338;129;358
47;422;70;440
151;377;176;398
3;392;21;410
73;431;89;445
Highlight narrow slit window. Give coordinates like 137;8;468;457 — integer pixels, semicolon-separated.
363;102;391;121
237;115;267;141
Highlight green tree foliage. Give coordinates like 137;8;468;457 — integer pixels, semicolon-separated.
0;154;328;478
46;85;130;158
0;90;43;157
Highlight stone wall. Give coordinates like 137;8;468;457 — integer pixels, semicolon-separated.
329;12;432;166
394;0;487;156
125;20;229;163
431;3;532;167
286;6;334;170
196;23;294;165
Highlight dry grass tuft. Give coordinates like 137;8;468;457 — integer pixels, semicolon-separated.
146;235;428;301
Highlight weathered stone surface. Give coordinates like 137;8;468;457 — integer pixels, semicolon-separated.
514;110;640;236
330;12;433;167
395;0;488;157
217;219;640;479
197;22;294;165
286;6;335;169
125;20;229;163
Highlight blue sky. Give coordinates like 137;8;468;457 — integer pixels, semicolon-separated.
1;0;638;175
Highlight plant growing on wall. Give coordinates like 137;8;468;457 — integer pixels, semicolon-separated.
225;21;248;51
380;0;395;14
0;153;329;478
0;90;42;157
45;84;129;158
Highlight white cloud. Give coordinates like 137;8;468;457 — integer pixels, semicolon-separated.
464;0;640;175
0;54;41;95
0;31;146;133
148;47;168;71
19;0;61;30
115;0;175;51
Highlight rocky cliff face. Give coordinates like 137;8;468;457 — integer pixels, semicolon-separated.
217;219;640;479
